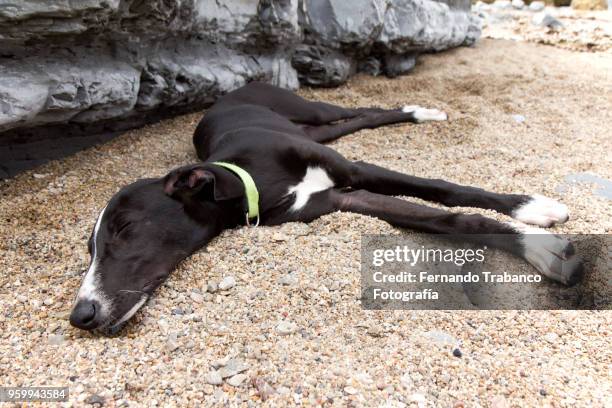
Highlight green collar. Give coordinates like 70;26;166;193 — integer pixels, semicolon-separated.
212;161;260;226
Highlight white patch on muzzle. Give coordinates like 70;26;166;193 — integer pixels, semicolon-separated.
76;206;111;314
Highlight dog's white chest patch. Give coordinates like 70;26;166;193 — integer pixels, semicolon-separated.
287;166;334;211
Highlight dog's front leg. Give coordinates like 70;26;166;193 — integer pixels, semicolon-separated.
349;161;569;228
333;189;583;286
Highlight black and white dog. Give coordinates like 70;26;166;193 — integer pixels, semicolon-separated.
69;82;581;334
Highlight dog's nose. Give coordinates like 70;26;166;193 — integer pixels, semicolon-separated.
69;299;99;330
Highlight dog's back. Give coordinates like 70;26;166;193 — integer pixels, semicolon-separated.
193;87;310;161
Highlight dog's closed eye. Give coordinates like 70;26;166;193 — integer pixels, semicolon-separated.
115;222;131;236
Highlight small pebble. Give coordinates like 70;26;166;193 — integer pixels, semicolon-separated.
217;359;249;378
529;1;545;11
512;114;526;123
400;372;413;389
166;334;180;352
43;298;54;306
493;0;512;9
190;291;204;303
253;377;276;401
207;282;218;293
423;330;457;346
511;0;524;9
453;348;463;358
491;395;509;408
277;386;291;395
226;373;247;387
278;272;298;286
212;355;231;368
204;371;223;385
276;321;298;335
218;276;236;291
539;388;548;396
532;12;562;29
85;394;105;406
48;334;65;345
343;386;358;395
410;393;427;404
544;332;559;343
366;326;383;337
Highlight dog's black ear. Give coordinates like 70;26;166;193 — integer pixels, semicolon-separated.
163;164;243;201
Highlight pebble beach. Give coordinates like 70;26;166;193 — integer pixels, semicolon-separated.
1;38;611;407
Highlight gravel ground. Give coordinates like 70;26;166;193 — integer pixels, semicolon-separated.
1;39;611;407
479;6;612;53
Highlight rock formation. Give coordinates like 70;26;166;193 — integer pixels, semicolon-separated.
0;0;479;177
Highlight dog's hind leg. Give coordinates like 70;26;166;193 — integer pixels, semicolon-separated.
332;189;583;286
349;161;569;228
221;82;361;125
303;110;427;143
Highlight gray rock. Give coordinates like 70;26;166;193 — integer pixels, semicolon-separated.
292;45;354;87
85;394;105;406
0;49;140;132
207;282;218;293
218;276;236;291
226;373;247;387
556;173;612;200
529;1;546;11
358;57;383;76
171;307;184;316
384;54;417;78
300;0;386;48
511;0;525;9
474;1;493;11
532;12;563;29
166;333;180;352
0;0;480;144
377;0;480;53
493;0;512;9
217;358;249;378
512;114;526;123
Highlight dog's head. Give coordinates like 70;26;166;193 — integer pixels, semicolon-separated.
69;164;244;334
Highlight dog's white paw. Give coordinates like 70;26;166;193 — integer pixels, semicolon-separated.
402;105;448;122
512;194;569;227
509;223;583;286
